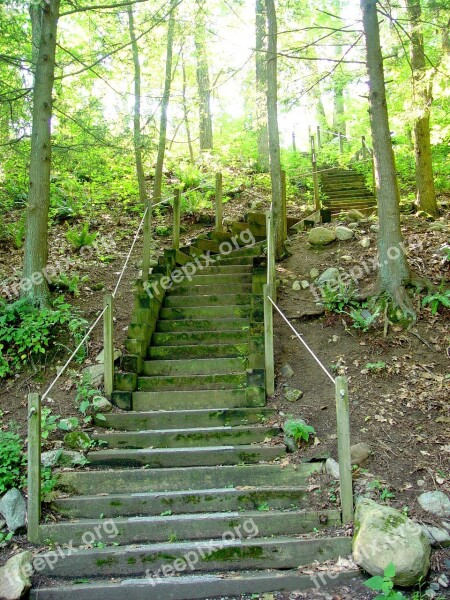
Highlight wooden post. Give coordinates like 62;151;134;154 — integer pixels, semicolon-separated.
103;294;114;397
263;283;275;397
292;131;296;152
215;172;223;231
141;202;152;282
281;170;287;242
338;132;344;154
27;393;41;543
316;125;321;149
311;136;320;213
362;136;367;161
371;154;377;199
265;211;276;295
173;188;181;250
335;376;353;524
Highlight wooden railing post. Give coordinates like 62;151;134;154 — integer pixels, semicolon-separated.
316;125;321;149
281;169;287;242
263;284;275;397
311;136;321;213
265;211;276;295
335;376;353;524
292;131;296;152
27;393;41;543
215;172;223;232
338;132;344;154
173;188;181;250
141;203;152;282
103;293;114;397
362;135;367;161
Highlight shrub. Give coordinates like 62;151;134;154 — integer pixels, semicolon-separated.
283;419;315;444
66;223;97;250
0;430;26;494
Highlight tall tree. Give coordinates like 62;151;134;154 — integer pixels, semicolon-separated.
255;0;269;171
194;3;213;151
406;0;438;216
22;0;61;306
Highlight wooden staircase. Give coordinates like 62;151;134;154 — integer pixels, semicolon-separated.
31;228;353;599
320;167;376;214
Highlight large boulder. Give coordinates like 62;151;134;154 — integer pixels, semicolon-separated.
0;489;26;533
0;551;33;599
353;498;431;586
418;491;450;517
308;227;336;246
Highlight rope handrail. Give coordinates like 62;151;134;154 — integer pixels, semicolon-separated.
113;207;148;298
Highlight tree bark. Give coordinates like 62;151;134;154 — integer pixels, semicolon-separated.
361;0;414;314
22;0;60;306
265;0;284;257
255;0;269;172
194;5;213;151
406;0;438;216
182;58;195;163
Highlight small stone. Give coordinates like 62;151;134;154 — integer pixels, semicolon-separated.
326;458;340;479
283;432;297;453
417;479;426;487
424;588;436;599
308;227;336;246
418;491;450;517
316;267;340;287
359;237;371;249
0;489;26;533
438;574;449;587
82;363;104;387
348;209;366;221
340;255;353;263
300;280;310;289
429;582;440;591
370;224;379;233
335;226;354;241
0;519;6;531
309;268;320;279
420;524;450;547
347;222;359;229
96;348;122;364
41;450;86;468
284;388;303;403
281;364;294;379
292;280;301;291
63;431;91;451
92;395;113;413
0;551;33;600
351;442;372;466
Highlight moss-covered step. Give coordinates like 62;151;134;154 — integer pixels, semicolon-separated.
132;388;262;410
169;283;252;296
90;425;279;449
137;372;247;391
196;255;255;265
142;357;247;376
148;343;249;360
93;407;275;430
171;274;252;287
152;330;249;346
51;485;309;518
163;293;252;307
159;306;251;320
33;535;351;578
57;463;324;495
194;264;253;275
156;318;250;332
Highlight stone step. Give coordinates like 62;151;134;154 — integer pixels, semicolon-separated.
196;255;255;265
155;318;249;332
137;372;247;391
33;535;351;579
94;408;275;430
152;330;249;346
190;264;253;274
142;357;247;376
30;568;361;600
91;425;279;449
168;283;252;296
52;485;309;518
171;273;252;286
163;293;252;307
324;189;373;198
158;306;251;321
57;463;324;495
148;343;249;360
132;389;261;411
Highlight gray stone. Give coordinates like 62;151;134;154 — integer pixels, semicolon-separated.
335;226;354;241
0;489;26;533
359;237;371;249
316;267;340;287
326;458;340;479
438;574;448;587
0;551;33;600
419;524;450;547
281;364;294;379
292;280;301;291
0;519;6;531
351;442;372;466
309;267;320;279
96;348;122;364
424;589;436;599
347;222;359;229
284;388;303;403
340;255;353;263
308;227;336;246
300;280;310;289
63;431;91;451
92;395;113;413
353;498;431;586
348;209;366;222
283;432;297;453
82;363;104;387
418;491;450;517
370;224;379;233
41;449;86;468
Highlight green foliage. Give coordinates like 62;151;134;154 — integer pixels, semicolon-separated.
0;296;87;379
283;419;315;443
51;273;89;296
346;307;381;332
364;562;404;599
174;163;203;190
0;430;26;494
365;361;387;372
41;407;60;440
321;281;358;313
422;287;450;314
41;466;58;503
155;225;171;237
75;375;105;424
66;223;98;250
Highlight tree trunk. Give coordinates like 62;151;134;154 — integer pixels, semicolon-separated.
332;80;345;135
361;0;414;314
194;5;213;151
182;59;195;163
265;0;284;257
127;6;147;205
22;0;60;306
255;0;269;172
406;0;438;216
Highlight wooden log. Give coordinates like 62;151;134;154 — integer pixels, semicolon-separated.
263;284;275;396
215;172;223;231
335;376;353;524
173;188;181;250
103;294;114;397
27;393;41;543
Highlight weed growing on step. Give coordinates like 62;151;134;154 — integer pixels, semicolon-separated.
283;419;315;444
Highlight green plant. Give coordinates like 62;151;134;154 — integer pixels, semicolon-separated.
347;307;381;331
257;502;270;511
380;487;395;502
321;281;358;313
41;467;58;503
155;225;171;237
364;562;404;599
283;419;316;444
0;530;13;545
422;287;450;314
366;361;387;373
66;223;97;250
41;407;61;440
75;375;105;424
51;274;89;296
0;430;26;494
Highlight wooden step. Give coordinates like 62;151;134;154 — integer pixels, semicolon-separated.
151;330;249;346
132;388;263;410
148;343;249;360
142;357;247;376
136;372;247;391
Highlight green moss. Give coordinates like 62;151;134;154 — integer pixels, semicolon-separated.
204;546;264;562
96;557;117;567
110;500;122;507
127;557;137;564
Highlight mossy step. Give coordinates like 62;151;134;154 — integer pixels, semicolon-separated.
156;318;249;332
94;408;275;430
196;255;254;265
132;388;261;410
168;283;252;296
325;190;373;198
148;343;249;360
194;264;253;274
51;486;310;518
163;293;252;307
152;330;249;346
39;509;340;547
171;273;252;286
85;445;285;469
91;425;279;449
137;372;247;391
142;357;247;376
159;306;251;321
33;535;352;578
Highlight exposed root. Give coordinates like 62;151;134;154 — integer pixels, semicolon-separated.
408;272;437;294
391;284;416;320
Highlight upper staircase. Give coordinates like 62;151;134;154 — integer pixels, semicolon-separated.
320;167;376;214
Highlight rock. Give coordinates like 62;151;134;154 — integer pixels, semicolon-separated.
347;222;359;229
0;519;6;531
292;280;301;291
300;280;310;289
351;442;372;466
0;489;26;533
92;395;113;413
283;432;297;453
308;227;336;246
359;237;371;249
335;226;354;241
370;224;379;233
0;551;33;600
340;255;353;263
82;363;104;387
284;388;303;403
348;209;366;221
353;498;431;586
281;364;294;379
326;458;340;479
420;524;450;547
41;449;86;468
309;267;320;279
250;200;264;211
63;431;91;451
424;588;436;599
438;574;449;587
316;267;340;287
96;348;122;364
418;491;450;517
